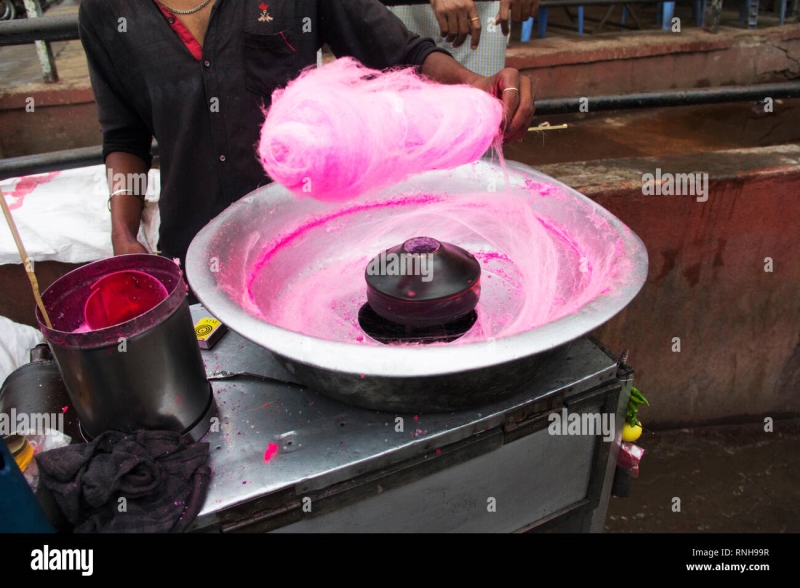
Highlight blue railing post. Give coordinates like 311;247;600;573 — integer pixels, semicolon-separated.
520;16;534;42
538;8;549;37
694;0;707;26
662;1;676;29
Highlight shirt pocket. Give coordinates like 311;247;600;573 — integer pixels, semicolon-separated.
241;30;298;98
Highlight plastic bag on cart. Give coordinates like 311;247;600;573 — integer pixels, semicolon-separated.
0;315;44;386
0;166;160;265
617;441;645;477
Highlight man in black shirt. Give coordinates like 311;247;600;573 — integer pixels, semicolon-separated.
79;0;534;267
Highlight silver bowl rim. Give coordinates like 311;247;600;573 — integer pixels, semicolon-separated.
187;160;648;377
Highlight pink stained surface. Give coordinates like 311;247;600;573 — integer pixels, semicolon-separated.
228;181;630;346
258;57;504;203
263;443;279;462
2;171;61;210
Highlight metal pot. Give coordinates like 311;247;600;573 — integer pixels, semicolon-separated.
35;254;215;441
187;160;648;412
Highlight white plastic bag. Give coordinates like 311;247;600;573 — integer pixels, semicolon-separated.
0;315;44;387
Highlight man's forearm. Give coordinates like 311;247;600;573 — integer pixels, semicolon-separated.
420;51;482;86
106;151;149;254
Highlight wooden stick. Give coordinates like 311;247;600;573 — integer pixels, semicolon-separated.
528;123;569;132
0;186;52;328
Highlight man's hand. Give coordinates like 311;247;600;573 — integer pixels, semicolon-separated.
431;0;482;49
496;0;539;36
470;68;535;142
421;52;535;143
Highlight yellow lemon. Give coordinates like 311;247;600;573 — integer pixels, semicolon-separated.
622;422;642;442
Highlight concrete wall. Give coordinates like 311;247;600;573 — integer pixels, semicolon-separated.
541;144;800;428
508;24;800;98
0;81;98;158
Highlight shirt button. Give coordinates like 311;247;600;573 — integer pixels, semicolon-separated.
168;17;175;24
219;155;226;162
204;60;211;67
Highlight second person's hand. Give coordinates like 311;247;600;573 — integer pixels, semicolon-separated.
495;0;539;36
431;0;483;49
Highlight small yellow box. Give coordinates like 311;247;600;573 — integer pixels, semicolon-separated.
194;317;227;349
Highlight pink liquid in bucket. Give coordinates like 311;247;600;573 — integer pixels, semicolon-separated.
84;270;169;330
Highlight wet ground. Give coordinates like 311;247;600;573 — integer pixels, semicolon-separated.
605;419;800;532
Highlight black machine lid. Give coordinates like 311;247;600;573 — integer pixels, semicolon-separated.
364;237;480;303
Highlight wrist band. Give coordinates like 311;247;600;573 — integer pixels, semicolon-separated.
108;189;143;211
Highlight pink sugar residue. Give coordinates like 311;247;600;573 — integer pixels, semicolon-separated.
245;193;444;297
263;443;279;463
524;179;563;199
230;181;629;346
2;171;61;210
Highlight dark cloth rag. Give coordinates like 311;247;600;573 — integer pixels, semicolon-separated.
36;430;210;533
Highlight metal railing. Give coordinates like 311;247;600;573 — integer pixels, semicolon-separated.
0;12;75;45
0;144;152;179
386;0;666;5
2;81;799;180
8;0;59;80
0;1;686;46
6;0;800;48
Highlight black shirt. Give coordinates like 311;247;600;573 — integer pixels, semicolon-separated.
78;0;447;264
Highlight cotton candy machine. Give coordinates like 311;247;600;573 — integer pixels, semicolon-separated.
186;159;648;412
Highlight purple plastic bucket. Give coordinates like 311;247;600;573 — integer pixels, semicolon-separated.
35;254;215;441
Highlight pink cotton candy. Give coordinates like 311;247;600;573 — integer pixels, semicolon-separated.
235;188;627;346
257;57;504;202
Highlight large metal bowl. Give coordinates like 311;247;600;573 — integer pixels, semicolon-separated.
186;159;648;411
